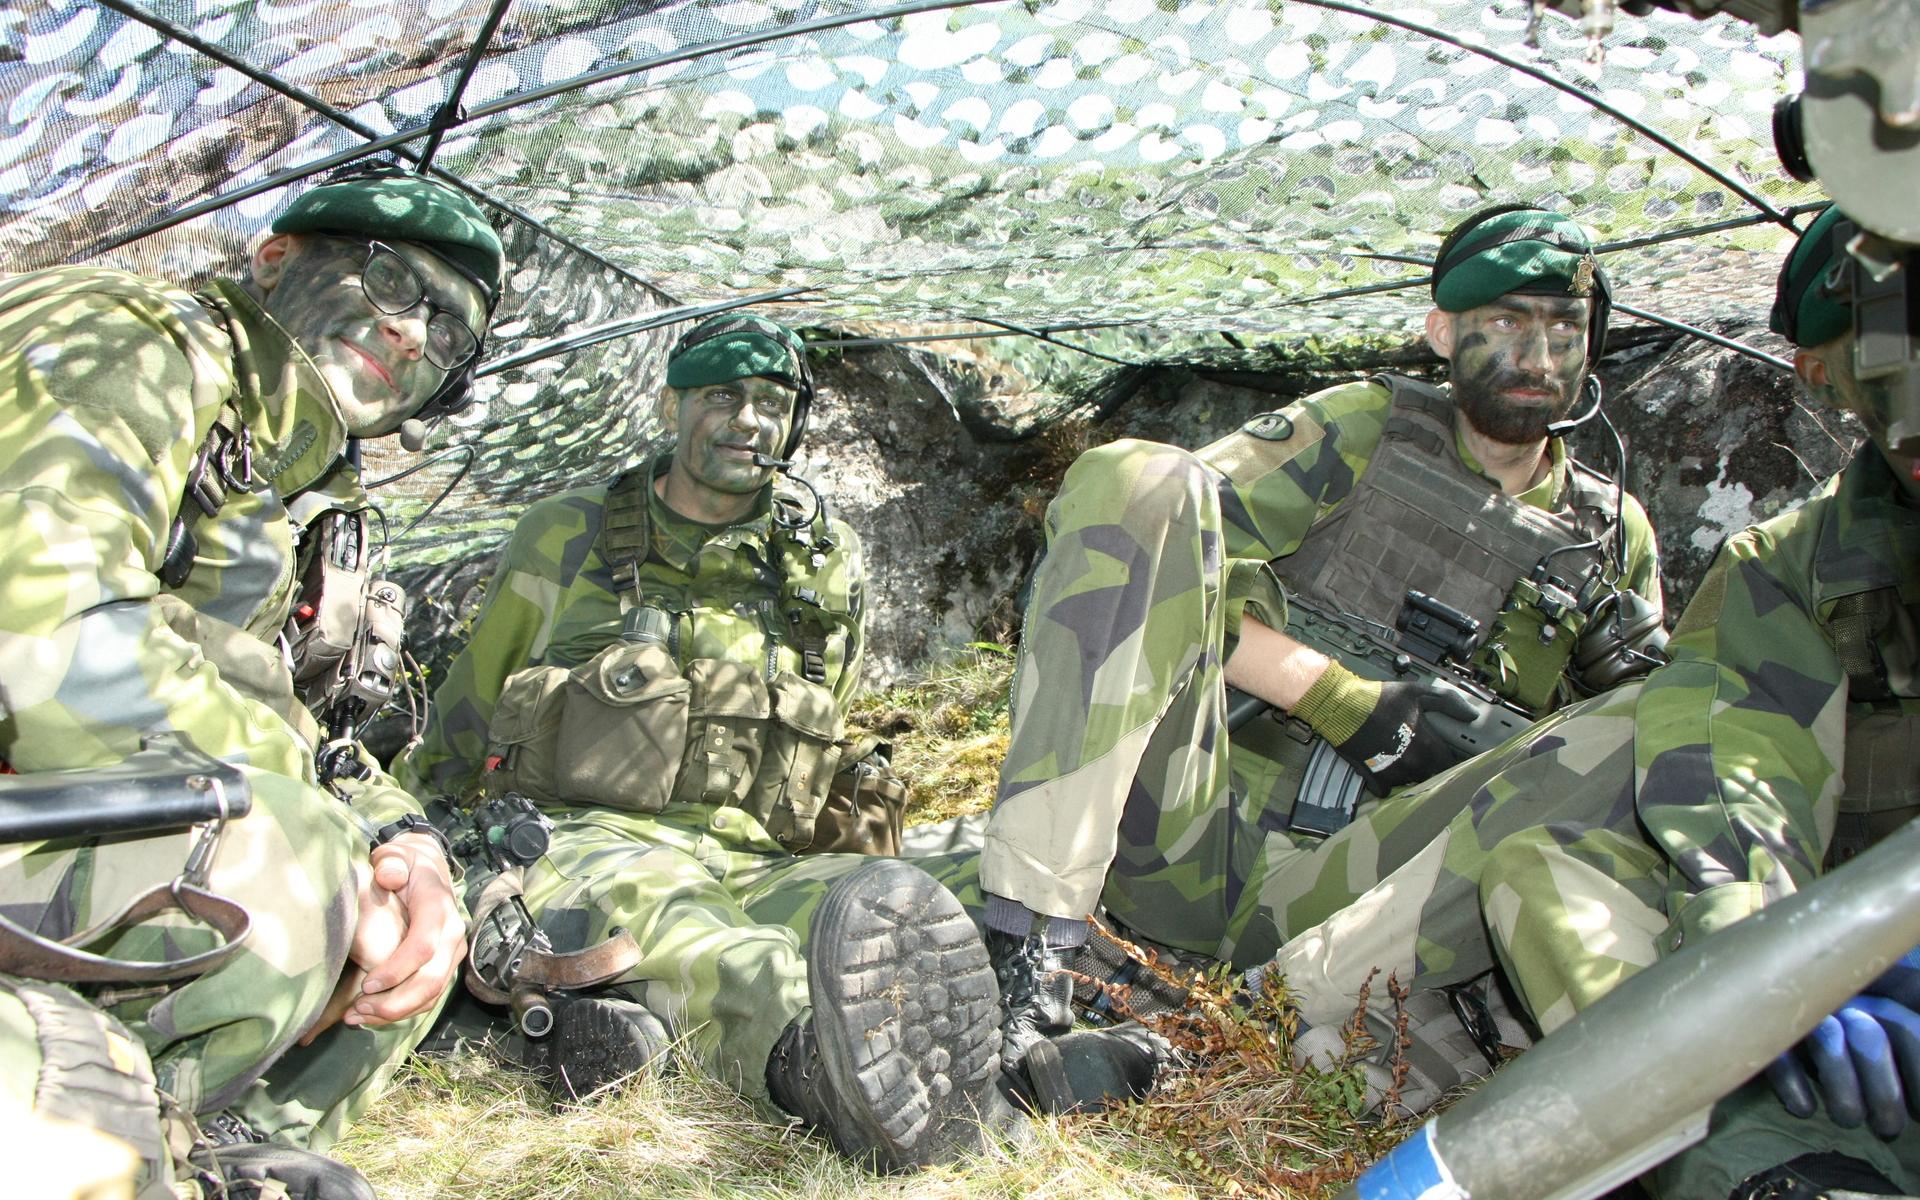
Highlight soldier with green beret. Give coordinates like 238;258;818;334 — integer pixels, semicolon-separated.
396;313;1026;1169
1258;203;1920;1198
0;166;502;1194
976;204;1665;1075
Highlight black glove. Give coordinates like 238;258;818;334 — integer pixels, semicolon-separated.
1294;662;1480;795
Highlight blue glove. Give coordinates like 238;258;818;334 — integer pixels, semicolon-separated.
1767;949;1920;1138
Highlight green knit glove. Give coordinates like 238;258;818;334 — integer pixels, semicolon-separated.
1293;661;1479;795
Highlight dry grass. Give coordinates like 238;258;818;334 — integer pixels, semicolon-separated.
848;645;1017;826
339;655;1406;1199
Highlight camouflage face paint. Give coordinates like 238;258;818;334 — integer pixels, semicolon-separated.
667;376;795;511
1447;295;1591;446
259;236;485;438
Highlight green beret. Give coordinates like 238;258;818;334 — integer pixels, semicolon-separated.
274;173;503;302
1432;207;1608;313
1770;204;1852;348
666;315;804;391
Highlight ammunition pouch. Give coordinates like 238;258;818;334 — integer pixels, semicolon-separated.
1483;577;1589;713
488;643;844;850
673;662;843;850
802;737;908;856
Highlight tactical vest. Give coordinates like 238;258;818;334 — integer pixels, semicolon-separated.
597;463;844;687
1817;545;1920;865
486;467;853;850
1279;376;1618;713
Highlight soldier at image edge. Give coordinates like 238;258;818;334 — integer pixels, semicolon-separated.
0;168;498;1199
1259;202;1920;1200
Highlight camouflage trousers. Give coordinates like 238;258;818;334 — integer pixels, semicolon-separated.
1265;683;1920;1198
519;801;981;1111
980;439;1491;967
0;765;437;1151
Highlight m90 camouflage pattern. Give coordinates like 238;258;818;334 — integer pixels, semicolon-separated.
1227;589;1532;836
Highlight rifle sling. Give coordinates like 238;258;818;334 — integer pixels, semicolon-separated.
0;882;251;984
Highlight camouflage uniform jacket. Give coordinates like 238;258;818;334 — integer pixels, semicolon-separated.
0;265;416;825
1199;377;1660;805
398;454;865;799
1637;443;1920;947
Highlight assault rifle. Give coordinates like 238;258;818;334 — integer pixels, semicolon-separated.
427;793;639;1037
1226;589;1532;837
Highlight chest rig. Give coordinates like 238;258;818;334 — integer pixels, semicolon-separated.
597;465;840;684
1280;376;1618;713
478;467;851;849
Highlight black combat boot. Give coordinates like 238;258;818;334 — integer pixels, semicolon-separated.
1018;1020;1171;1114
765;858;1006;1171
1729;1152;1905;1199
193;1114;375;1200
509;992;671;1102
984;927;1074;1073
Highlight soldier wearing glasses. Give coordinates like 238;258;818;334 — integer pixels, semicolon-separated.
0;171;496;1195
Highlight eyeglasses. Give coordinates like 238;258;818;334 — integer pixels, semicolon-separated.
359;241;481;371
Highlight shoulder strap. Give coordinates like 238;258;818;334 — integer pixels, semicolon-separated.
1826;589;1896;703
157;403;252;591
1372;374;1453;458
770;487;840;686
598;469;653;613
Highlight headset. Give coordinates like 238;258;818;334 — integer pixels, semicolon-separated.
666;313;817;463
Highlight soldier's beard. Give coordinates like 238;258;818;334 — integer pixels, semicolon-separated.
1452;363;1581;445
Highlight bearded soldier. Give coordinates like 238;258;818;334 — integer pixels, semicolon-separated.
397;314;1027;1170
1261;203;1920;1199
0;170;495;1195
978;205;1665;1073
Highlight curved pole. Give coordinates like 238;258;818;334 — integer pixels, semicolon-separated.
460;0;1005;122
1612;300;1793;370
476;288;810;378
83;0;662;295
1286;0;1794;226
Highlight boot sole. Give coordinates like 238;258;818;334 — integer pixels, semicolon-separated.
520;996;666;1102
807;859;1002;1171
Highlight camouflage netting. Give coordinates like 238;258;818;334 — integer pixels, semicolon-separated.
0;0;1822;558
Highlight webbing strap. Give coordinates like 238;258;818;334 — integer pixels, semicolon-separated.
1828;591;1893;703
599;469;652;613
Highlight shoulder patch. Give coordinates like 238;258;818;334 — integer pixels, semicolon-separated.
1203;410;1326;485
1244;412;1293;441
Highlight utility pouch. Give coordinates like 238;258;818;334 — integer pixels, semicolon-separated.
1481;578;1586;714
556;642;690;812
748;672;845;851
672;659;770;812
485;665;571;804
803;737;907;856
287;510;369;694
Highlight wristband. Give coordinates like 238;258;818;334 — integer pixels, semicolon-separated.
371;812;452;858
